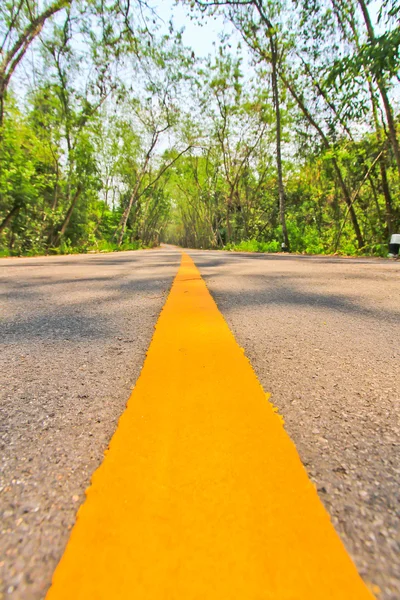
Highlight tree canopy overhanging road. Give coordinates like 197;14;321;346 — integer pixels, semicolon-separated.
1;248;399;599
0;0;400;257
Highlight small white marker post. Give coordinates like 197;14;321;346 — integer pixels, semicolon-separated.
388;234;400;259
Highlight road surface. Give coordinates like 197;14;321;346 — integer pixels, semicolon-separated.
1;248;399;599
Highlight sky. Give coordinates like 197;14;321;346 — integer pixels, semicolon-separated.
153;1;238;57
153;0;385;55
12;0;397;110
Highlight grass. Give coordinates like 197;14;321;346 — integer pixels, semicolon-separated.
222;239;390;258
0;240;157;258
223;240;281;254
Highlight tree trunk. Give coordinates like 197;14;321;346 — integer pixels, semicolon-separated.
115;134;161;246
0;0;71;128
0;84;5;132
116;177;143;246
0;203;20;234
379;159;393;235
374;83;400;181
246;2;290;250
300;53;389;236
357;0;400;179
335;1;395;234
281;74;364;249
226;198;232;243
366;82;394;235
115;142;191;246
270;38;290;251
51;184;82;246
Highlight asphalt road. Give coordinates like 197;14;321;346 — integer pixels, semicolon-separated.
1;248;399;599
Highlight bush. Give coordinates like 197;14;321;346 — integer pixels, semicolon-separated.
223;239;280;253
34;239;151;256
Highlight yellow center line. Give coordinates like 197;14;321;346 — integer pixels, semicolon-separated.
46;253;375;599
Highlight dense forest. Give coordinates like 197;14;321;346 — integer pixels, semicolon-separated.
0;0;399;256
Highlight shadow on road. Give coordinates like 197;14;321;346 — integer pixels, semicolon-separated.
0;251;179;343
189;251;400;325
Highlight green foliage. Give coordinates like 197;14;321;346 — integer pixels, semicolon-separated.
1;0;399;259
224;240;281;253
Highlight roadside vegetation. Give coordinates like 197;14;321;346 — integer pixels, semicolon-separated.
0;0;399;257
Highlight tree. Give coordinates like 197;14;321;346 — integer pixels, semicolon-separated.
183;0;292;249
0;0;72;128
1;0;399;257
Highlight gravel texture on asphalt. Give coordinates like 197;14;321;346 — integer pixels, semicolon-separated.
0;249;181;600
190;250;400;600
1;248;399;600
